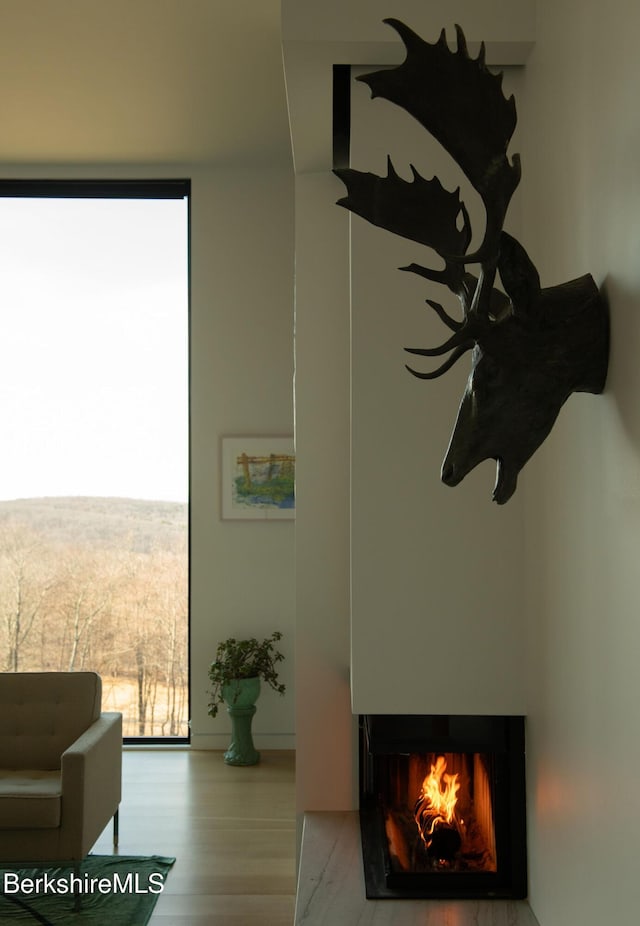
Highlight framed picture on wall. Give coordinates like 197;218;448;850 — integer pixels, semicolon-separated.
221;437;295;520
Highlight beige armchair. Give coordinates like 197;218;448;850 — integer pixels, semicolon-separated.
0;671;122;862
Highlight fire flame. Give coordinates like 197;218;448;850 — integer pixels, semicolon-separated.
414;755;460;847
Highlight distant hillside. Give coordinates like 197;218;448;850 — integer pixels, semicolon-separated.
0;497;187;553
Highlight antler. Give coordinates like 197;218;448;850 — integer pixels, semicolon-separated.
403;275;511;379
335;158;471;291
335;22;521;377
358;20;521;265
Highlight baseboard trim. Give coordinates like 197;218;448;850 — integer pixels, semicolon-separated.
190;732;296;751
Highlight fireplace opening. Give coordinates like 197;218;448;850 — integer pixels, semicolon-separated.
359;715;527;899
385;751;497;876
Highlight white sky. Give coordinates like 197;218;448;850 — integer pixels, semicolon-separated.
0;196;189;503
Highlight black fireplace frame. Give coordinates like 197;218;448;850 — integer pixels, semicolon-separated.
359;714;528;900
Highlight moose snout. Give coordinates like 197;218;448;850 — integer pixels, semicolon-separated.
441;459;461;487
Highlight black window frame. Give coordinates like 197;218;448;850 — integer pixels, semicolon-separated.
0;177;192;745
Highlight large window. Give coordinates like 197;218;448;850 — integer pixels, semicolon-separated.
0;180;189;740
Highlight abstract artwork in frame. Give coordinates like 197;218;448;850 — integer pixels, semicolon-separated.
221;437;295;520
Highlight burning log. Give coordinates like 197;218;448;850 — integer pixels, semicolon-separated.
427;823;462;862
413;755;464;865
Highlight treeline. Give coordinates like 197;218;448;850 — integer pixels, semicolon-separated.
0;504;188;737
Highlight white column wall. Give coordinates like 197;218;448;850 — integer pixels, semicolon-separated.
349;65;526;716
285;0;536;812
293;171;357;812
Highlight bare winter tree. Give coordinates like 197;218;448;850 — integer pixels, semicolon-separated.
155;552;188;736
0;522;54;671
55;549;116;671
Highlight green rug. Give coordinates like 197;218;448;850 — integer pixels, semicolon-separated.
0;855;175;925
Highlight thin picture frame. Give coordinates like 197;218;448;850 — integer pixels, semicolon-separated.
221;437;295;520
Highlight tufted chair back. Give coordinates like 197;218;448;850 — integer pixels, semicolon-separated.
0;672;102;770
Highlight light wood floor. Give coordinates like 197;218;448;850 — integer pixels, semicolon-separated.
93;748;296;925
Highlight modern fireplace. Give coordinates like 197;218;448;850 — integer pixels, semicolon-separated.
359;714;527;899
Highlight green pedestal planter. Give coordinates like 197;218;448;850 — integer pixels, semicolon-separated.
222;677;261;766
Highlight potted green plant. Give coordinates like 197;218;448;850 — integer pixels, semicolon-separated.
207;631;286;765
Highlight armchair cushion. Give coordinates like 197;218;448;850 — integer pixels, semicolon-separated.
0;770;61;828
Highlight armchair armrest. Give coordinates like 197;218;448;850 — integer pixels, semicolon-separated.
61;712;122;857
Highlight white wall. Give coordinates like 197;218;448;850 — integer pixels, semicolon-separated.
521;2;640;923
189;166;296;750
0;162;296;749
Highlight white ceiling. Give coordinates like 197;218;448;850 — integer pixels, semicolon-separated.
0;0;292;167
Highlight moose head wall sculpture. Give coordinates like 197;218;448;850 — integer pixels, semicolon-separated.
335;20;609;504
